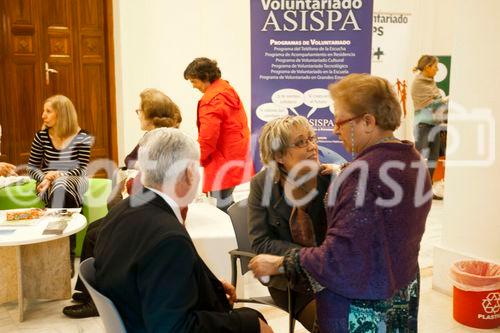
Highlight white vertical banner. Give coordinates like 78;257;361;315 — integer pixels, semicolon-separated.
371;5;415;139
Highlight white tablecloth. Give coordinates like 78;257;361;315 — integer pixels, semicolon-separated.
185;203;237;282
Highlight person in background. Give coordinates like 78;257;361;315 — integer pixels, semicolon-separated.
184;57;253;212
27;94;92;276
249;74;432;333
63;88;182;319
411;55;448;198
94;128;273;333
124;88;182;170
115;88;183;199
248;116;330;332
0;162;16;176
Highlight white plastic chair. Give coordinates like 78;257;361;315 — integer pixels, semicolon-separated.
79;258;127;333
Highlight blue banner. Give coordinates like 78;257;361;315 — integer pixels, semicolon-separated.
251;0;373;169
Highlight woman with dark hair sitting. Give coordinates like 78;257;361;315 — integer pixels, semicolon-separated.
184;57;253;212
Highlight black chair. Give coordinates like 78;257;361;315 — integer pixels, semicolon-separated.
227;199;296;333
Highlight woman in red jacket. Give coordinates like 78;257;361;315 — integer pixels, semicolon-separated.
184;58;253;212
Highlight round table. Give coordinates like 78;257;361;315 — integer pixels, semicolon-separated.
185;203;237;282
0;212;86;321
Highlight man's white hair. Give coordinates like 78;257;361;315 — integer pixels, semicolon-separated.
138;128;200;188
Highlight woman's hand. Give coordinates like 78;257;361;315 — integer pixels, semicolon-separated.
248;254;284;278
44;171;60;181
0;162;16;176
259;319;274;333
219;278;237;306
36;179;51;193
320;163;341;176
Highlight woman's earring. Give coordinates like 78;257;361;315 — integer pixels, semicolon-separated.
350;121;356;159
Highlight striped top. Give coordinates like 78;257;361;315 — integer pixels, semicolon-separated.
27;129;93;182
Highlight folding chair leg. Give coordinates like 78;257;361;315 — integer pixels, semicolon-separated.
289;314;295;333
230;255;238;288
287;286;295;333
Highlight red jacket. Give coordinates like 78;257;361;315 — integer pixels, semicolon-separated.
197;79;253;192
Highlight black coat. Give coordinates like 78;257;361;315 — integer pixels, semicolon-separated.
94;189;261;333
248;168;329;256
248;168;329;298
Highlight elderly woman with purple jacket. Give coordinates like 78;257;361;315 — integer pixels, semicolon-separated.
249;74;432;333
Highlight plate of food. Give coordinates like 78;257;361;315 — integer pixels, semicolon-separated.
44;208;81;217
0;208;45;226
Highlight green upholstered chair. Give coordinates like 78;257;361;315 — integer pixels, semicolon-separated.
0;178;112;256
76;178;112;255
0;179;44;210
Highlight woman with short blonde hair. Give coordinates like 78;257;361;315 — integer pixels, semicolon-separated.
249;115;330;331
259;115;314;179
124;88;182;169
138;89;182;129
329;73;401;133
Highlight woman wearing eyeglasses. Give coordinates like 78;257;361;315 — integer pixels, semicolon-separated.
248;115;331;332
124;89;182;170
249;74;432;333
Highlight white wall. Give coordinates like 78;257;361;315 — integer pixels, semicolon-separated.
113;0;456;161
433;0;500;295
113;0;251;165
111;0;456;204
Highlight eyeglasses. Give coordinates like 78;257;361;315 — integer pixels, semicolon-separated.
333;114;365;129
135;109;142;115
289;135;318;148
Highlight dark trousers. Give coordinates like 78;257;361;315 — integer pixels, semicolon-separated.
47;188;80;267
75;218;104;296
415;123;444;179
209;187;235;213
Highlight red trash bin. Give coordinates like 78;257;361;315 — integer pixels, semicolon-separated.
450;260;500;329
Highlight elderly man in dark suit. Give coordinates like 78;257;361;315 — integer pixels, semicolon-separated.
93;128;272;333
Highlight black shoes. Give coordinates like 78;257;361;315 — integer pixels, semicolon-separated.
63;301;99;318
63;292;98;318
72;292;90;303
432;194;443;200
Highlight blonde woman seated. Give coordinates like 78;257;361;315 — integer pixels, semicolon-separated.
248;116;331;332
28;95;92;209
27;95;92;277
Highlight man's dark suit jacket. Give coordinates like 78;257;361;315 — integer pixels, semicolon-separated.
94;189;261;333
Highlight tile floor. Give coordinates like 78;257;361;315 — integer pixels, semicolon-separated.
1;199;497;332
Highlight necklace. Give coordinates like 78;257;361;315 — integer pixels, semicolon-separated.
374;135;398;145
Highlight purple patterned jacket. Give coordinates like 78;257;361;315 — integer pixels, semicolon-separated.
300;141;432;329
